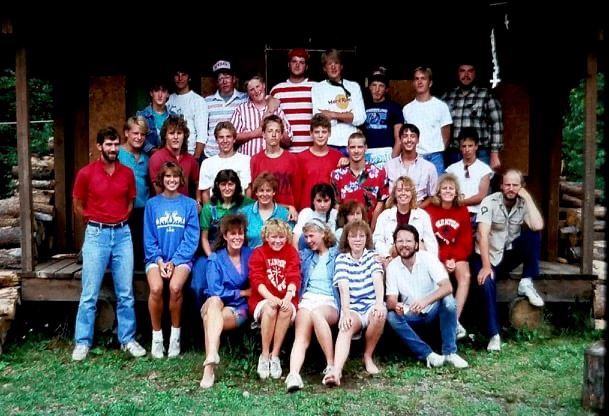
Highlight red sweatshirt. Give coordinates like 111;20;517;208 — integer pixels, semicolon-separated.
425;204;473;262
248;243;301;314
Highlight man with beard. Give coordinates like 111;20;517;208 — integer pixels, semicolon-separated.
71;127;146;361
386;224;468;369
472;169;544;352
442;61;503;170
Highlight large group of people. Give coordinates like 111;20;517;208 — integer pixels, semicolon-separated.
71;48;546;392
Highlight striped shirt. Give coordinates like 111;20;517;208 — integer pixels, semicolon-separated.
333;249;383;314
204;90;248;157
270;79;315;153
230;100;293;156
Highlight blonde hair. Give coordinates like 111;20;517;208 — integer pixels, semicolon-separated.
261;218;293;242
302;219;337;248
123;115;148;135
431;173;463;207
386;176;417;210
339;219;373;253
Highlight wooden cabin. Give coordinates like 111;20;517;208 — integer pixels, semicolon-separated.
0;5;604;316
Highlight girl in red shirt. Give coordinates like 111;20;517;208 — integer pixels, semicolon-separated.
425;174;473;339
248;219;301;380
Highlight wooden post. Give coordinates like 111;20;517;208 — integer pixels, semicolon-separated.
582;340;605;411
581;48;598;275
15;46;34;272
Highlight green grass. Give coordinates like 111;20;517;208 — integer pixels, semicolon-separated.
0;328;602;415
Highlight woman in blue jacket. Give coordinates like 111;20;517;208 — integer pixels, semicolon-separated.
144;162;200;359
199;214;252;389
285;219;340;392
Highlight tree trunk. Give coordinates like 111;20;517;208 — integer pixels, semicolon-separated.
0;217;19;227
0;271;19;288
593;281;605;319
561;193;583;208
582;340;605;411
0;227;20;248
560;181;603;200
509;297;543;329
0;198;19;217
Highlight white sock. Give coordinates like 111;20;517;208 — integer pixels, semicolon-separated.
170;326;181;340
152;330;163;341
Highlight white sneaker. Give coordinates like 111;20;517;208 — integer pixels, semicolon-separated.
456;322;467;340
445;353;469;369
121;340;146;358
269;356;282;379
257;355;270;379
487;334;501;352
167;337;180;358
518;279;545;307
151;338;164;359
72;344;89;361
426;352;445;368
285;373;304;392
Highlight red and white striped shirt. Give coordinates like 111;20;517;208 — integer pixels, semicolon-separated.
270;79;315;153
230;100;292;156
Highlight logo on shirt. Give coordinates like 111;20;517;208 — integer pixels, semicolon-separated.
266;258;287;291
328;94;350;110
156;210;186;232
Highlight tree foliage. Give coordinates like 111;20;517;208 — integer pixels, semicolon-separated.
0;69;53;198
562;73;605;195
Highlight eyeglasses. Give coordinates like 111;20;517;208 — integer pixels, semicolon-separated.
464;164;470;179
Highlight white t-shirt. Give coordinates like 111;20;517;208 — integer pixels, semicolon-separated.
402;97;452;155
385;251;448;313
198;152;251;191
446;159;493;214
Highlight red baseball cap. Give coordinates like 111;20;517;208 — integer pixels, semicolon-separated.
288;48;310;61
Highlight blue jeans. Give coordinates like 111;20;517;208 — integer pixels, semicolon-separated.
74;224;137;346
387;296;457;360
422;151;445;175
470;229;541;337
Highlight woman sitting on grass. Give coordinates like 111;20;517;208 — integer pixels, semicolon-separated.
248;219;301;380
199;214;252;389
144;162;199;359
285;219;340;392
324;219;386;386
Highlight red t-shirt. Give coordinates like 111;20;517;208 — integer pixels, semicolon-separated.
425;204;473;262
250;150;299;207
72;159;135;223
248;243;301;314
295;148;342;210
149;147;199;198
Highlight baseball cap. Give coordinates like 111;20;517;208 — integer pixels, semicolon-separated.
213;60;234;76
288;48;310;61
369;66;389;86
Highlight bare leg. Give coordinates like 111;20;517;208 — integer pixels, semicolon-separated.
331;311;362;385
363;309;386;374
289;309;313;375
147;268;164;331
201;298;238;389
454;261;471;318
168;266;190;328
260;303;279;358
271;308;293;357
311;306;339;367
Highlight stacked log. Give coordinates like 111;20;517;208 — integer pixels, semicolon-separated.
0;148;55;268
0;271;20;355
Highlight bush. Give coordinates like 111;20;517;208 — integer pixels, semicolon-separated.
0;69;53;198
562;73;605;197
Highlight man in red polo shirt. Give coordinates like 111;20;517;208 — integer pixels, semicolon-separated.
71;127;146;361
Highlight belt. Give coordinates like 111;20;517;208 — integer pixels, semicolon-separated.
88;220;127;229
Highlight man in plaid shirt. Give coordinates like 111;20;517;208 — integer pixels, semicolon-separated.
442;62;503;171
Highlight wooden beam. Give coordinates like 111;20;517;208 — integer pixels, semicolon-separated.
15;46;34;272
496;278;594;303
21;277;149;302
581;48;598;274
53;80;68;250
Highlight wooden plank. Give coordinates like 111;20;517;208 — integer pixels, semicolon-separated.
18;259;61;278
53;79;68;251
581;50;598;275
16;46;34;272
21;277;149;302
34;259;75;276
496;83;529;175
54;261;82;278
497;278;594;303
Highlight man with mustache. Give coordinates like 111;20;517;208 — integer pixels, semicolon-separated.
472;169;545;352
71;127;146;361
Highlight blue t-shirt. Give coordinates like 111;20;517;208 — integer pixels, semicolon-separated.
117;147;149;208
363;99;404;148
306;252;332;296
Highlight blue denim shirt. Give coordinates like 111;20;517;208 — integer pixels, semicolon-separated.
299;246;340;311
136;105;176;153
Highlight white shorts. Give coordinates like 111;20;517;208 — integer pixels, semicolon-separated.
298;292;338;312
350;304;377;340
253;299;296;324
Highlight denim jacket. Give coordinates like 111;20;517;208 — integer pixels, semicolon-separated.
299;245;341;311
136;105;177;153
